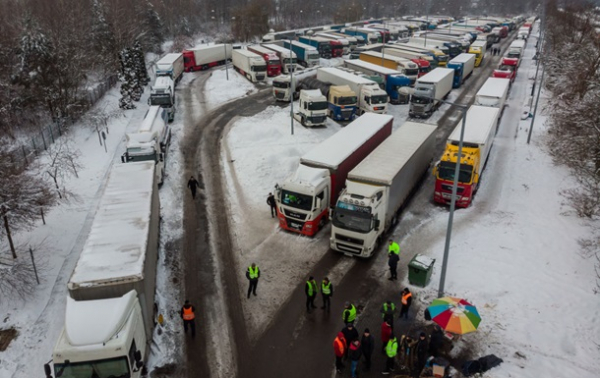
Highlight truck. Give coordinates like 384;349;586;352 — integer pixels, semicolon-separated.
148;76;175;122
247;45;282;77
508;39;526;55
406;38;451;56
121;106;171;184
300;78;358;121
182;44;232;72
262;43;299;73
320;31;359;50
394;43;449;67
518;26;530;40
502;48;522;67
409;36;461;58
409;67;454;118
417;32;471;52
46;161;159;378
341;27;380;44
293;89;328;127
155;53;184;84
330;121;437;257
343;59;412;104
474;77;510;115
492;63;517;83
359;51;419;84
275;113;393;236
282;40;320;68
232;49;267;82
317;67;388;115
433;105;500;207
298;36;333;59
376;46;431;77
446;53;475;88
468;40;487;67
315;32;351;55
272;66;319;102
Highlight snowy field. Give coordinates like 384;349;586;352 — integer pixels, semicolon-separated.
204;67;259;109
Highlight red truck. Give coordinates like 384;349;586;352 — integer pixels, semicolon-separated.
501;50;521;67
330;40;344;57
275;113;393;236
247;45;282;77
183;44;232;72
492;64;516;83
412;58;431;77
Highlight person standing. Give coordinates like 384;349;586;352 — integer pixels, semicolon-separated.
187;175;200;200
413;332;429;378
388;239;400;256
321;277;333;311
246;263;260;298
388;252;399;280
380;319;392;353
266;192;277;218
349;339;362;378
428;325;444;357
381;300;396;328
400;334;418;369
333;332;347;373
305;276;318;312
180;300;196;338
399;288;413;320
343;301;357;325
382;333;398;375
361;328;374;372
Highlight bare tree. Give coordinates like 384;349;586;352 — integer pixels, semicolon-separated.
0;242;47;301
42;137;83;200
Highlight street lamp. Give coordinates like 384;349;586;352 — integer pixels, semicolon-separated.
431;97;469;298
289;40;294;135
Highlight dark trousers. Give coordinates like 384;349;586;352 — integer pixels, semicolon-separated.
400;306;410;319
385;356;395;372
247;279;258;298
306;295;316;311
190;188;196;199
270;205;276;218
389;264;398;280
412;359;426;378
335;356;344;371
321;294;331;310
363;353;372;370
183;319;196;337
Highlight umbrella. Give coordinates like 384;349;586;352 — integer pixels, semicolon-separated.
427;297;481;335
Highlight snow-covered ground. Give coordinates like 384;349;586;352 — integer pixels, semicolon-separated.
204;67;258;109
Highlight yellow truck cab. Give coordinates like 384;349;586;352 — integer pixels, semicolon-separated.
468;41;487;67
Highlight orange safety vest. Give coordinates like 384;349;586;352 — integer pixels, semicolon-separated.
401;292;412;305
182;306;195;320
334;337;345;355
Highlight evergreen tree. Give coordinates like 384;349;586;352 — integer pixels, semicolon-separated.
118;47;137;109
144;1;164;51
132;40;150;91
91;0;118;73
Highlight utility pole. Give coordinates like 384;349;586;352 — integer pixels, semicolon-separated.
289;41;294;135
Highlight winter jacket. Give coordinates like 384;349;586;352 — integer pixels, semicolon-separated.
342;326;359;346
180;305;196;319
416;338;429;363
400;335;418;367
361;334;375;356
381;321;392;344
388;253;399;268
267;194;276;207
246;266;260;280
429;328;444;355
349;341;362;361
333;332;346;357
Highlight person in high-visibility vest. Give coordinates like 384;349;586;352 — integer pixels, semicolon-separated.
343;301;357;325
305;276;318;312
399;288;413;320
180;300;196;338
388;239;400;255
380;300;396;327
246;263;260;299
382;333;398;375
333;332;347;373
321;277;333;311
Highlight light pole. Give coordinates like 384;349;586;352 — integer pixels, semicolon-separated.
432;97;469;298
289;40;294;135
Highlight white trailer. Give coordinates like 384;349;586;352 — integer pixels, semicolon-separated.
155;53;184;84
262;43;298;74
48;161;159;378
409;67;454;118
232;49;267;82
475;77;510;116
359;51;420;84
509;39;526;54
121;106;171;184
149;76;175;121
317;67;389;115
330;122;437;257
183;44;232;72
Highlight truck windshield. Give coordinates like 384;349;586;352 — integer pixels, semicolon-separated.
273;81;289;89
149;95;173;106
126;149;156;162
405;68;419;76
370;95;388;104
507;52;520;59
308;53;320;61
332;206;372;233
281;190;313;211
411;95;432;104
253;65;267;72
54;357;130;378
268;59;280;66
308;101;328;111
338;96;357;106
437;161;474;183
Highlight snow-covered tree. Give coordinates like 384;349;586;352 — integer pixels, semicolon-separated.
143;1;164;51
132;40;150;90
119;47;139;109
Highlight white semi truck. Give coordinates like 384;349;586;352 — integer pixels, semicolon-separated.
121;106;171;184
409;67;454;118
262;43;298;74
155;53;184;84
46;161;159;378
293;89;328;127
272;66;320;101
232;49;267;82
317;67;388;115
475;77;510;117
330;122;437;257
276;113;393;236
149;76;175;121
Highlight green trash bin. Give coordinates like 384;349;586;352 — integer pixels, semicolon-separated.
408;254;436;287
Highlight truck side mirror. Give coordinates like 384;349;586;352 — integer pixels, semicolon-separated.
474;173;480;183
374;219;380;231
44;363;53;378
314;198;322;210
147;98;151;105
160;153;164;162
121;154;126;163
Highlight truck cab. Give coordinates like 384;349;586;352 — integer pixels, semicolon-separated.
148;76;175;122
493;64;516;83
327;85;357;121
502;50;521;67
468;41;486;67
433;143;481;207
359;85;389;114
295;89;328;127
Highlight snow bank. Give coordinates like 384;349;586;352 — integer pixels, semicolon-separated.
204;67;258;110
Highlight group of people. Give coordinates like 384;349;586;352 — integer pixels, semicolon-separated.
490;44;502;56
305;276;334;312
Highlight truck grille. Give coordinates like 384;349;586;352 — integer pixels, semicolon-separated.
335;243;362;254
310;116;327;124
284;209;307;221
335;234;364;245
275;92;286;99
257;74;265;80
286;219;305;232
341;109;353;118
441;184;464;194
